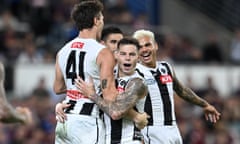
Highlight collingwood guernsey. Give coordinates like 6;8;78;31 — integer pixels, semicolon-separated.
136;62;176;126
104;72;146;144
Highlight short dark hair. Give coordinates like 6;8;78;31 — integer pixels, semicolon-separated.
71;1;103;31
101;26;123;41
117;37;140;50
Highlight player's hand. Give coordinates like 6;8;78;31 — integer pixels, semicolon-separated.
15;107;33;125
134;112;150;129
75;76;96;98
203;104;221;123
55;103;70;123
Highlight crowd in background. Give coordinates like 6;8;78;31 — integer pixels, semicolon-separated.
0;0;240;66
0;0;240;143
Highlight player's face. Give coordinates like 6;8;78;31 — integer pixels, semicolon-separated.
116;44;138;77
104;33;123;53
137;36;157;68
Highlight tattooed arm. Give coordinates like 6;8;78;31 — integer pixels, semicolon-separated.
172;68;221;123
76;77;148;120
173;72;209;107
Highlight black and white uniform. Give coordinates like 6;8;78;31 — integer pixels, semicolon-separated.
55;38;105;144
104;72;146;144
136;62;182;144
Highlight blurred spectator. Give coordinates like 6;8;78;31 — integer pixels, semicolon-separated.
173;36;202;63
0;10;29;32
194;76;223;131
133;13;149;29
1;28;22;65
202;33;223;64
233;75;240;96
46;8;68;53
230;28;240;64
0;1;239;143
184;116;206;144
16;42;43;64
104;0;133;24
212;123;234;144
222;96;240;136
196;75;219;98
28;0;52;37
0;124;9;144
157;32;178;63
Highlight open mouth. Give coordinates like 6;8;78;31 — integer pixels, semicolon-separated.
123;63;131;67
141;52;151;58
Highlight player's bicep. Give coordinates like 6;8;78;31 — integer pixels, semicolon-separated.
53;54;66;94
125;78;148;99
97;48;117;101
115;78;147;112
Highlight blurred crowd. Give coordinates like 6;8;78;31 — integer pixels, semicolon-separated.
0;0;240;66
0;0;240;144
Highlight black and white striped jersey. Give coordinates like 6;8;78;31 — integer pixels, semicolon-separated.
136;61;176;126
104;72;146;144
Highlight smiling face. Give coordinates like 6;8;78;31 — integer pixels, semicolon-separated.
116;44;139;77
137;36;158;68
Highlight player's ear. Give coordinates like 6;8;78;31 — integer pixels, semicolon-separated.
94;15;101;26
94;17;98;26
154;41;158;50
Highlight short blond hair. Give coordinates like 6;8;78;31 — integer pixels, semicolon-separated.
132;29;155;42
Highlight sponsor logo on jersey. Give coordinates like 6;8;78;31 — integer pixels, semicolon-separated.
67;90;88;99
71;42;84;49
160;75;172;84
145;79;156;85
117;87;124;93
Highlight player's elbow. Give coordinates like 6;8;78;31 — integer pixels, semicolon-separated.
53;86;66;95
53;87;60;94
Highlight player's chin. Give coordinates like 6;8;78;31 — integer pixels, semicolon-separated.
122;68;134;75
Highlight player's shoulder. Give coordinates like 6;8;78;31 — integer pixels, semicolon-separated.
158;60;174;69
157;60;171;66
127;77;147;96
57;37;77;52
157;60;175;76
86;39;105;49
126;77;145;92
129;77;144;83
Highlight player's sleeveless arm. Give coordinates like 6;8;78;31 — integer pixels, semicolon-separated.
97;48;118;101
0;63;27;123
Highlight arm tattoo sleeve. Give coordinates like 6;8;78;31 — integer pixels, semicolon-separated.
91;78;147;119
173;76;208;107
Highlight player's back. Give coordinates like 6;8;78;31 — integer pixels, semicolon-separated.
58;37;105;117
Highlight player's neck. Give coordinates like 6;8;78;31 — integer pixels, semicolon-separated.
79;29;97;39
118;71;135;78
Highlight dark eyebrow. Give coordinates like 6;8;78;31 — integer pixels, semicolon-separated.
139;42;152;48
110;40;118;43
